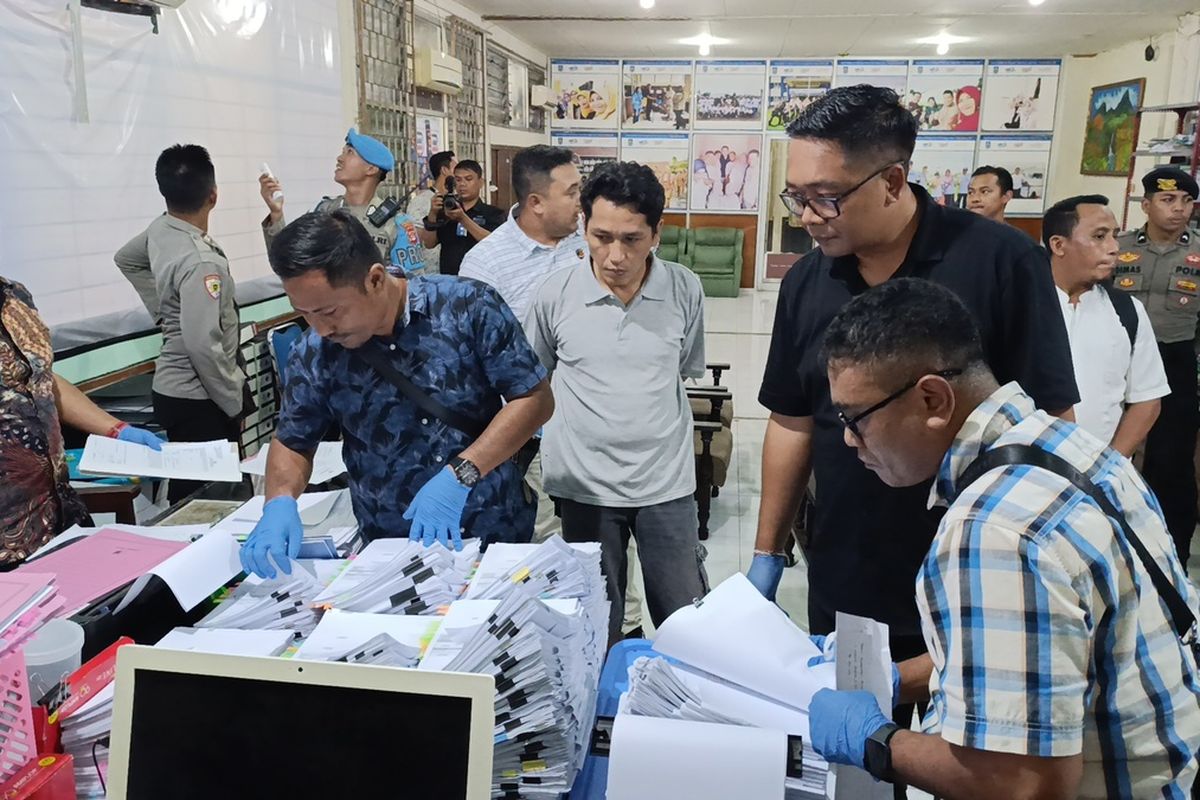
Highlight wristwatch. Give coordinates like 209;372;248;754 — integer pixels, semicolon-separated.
864;722;902;782
449;456;481;488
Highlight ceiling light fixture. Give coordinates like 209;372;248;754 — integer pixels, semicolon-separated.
916;30;971;56
639;0;655;9
680;32;729;57
1028;0;1046;6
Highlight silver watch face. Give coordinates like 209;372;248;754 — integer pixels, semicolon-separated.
454;458;481;486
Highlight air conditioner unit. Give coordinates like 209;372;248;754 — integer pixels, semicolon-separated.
415;48;464;96
530;84;556;110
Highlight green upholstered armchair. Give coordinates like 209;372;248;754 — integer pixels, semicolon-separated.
685;227;742;297
656;224;689;266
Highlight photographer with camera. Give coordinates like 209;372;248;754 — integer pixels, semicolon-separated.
419;160;505;276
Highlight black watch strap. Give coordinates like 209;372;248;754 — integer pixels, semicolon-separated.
864;722;902;782
449;456;481;488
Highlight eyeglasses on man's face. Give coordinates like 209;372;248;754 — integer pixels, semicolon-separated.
837;368;963;441
779;161;903;221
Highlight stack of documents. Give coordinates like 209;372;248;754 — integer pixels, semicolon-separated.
16;528;189;616
196;559;346;638
59;682;114;796
154;627;294;657
419;536;609;798
0;573;64;656
294;609;437;667
311;538;480;615
621;657;828;798
212;491;360;559
77;434;241;482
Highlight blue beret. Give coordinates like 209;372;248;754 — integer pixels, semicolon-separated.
345;128;395;173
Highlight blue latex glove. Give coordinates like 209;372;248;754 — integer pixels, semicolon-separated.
806;633;902;706
116;425;163;451
746;553;786;601
809;688;894;770
240;496;302;579
403;467;470;551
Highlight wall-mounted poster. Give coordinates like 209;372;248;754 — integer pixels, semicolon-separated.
623;61;693;130
1081;78;1145;176
693;61;767;129
414;115;445;191
910;136;977;208
981;60;1061;132
833;59;909;94
621;132;690;209
905;60;983;133
550;60;621;130
766;60;833;132
551;132;619;183
691;132;763;212
976;135;1053;215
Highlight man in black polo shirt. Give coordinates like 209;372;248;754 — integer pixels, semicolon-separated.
420;159;506;275
746;86;1078;789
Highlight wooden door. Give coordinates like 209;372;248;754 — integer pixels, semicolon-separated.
490;145;522;211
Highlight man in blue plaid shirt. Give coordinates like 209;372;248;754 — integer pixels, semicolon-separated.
808;278;1200;798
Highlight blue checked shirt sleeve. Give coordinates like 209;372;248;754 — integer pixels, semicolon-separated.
925;515;1091;758
471;283;547;399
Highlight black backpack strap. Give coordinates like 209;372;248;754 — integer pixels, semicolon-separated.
1102;282;1138;350
957;444;1196;642
354;346;488;439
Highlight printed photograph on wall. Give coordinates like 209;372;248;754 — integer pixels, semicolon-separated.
833;59;909;94
766;60;833;132
690;132;763;212
910;135;977;207
414;115;445;192
693;61;767;128
550;60;621;130
551;132;619;183
623;61;693;130
904;60;983;133
981;60;1061;132
976;135;1053;214
764;137;814;281
620;132;690;209
1081;78;1145;176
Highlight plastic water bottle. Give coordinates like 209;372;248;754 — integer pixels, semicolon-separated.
260;162;284;203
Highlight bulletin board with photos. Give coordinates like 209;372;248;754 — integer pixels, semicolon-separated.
550;57;1064;283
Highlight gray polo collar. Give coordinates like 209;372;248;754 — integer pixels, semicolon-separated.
582;256;668;304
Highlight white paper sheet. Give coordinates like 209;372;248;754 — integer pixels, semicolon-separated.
240;441;346;483
216;491;343;531
832;611;893;800
114;530;243;613
155;627;293;657
78;435;241;482
293;609;440;662
607;714;786;800
652;574;833;711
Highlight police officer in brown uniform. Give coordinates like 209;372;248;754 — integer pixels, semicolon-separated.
1114;166;1200;569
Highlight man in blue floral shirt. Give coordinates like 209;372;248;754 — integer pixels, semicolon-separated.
240;210;554;579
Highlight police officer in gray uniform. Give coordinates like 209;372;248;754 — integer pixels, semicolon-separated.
259;129;425;275
115;144;247;502
1114;166;1200;569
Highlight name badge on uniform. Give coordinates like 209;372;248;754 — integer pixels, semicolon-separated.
203;274;221;299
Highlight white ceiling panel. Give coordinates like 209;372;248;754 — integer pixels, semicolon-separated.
469;0;1190;60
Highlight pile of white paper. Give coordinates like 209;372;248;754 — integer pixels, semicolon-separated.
154;627;294;658
196;559;346;638
240;441;347;484
312;538;480;615
293;609;439;668
60;683;114;797
421;535;609;798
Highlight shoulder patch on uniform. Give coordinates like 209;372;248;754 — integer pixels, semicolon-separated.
1117;252;1140;263
203;274;221;299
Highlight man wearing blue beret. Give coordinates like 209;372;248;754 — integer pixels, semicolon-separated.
259;129;426;275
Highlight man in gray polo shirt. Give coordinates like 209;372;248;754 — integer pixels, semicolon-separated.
526;160;708;644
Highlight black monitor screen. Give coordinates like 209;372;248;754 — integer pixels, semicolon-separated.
124;668;473;799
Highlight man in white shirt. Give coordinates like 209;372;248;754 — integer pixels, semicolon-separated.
405;150;456;273
461;145;587;544
1044;195;1168;454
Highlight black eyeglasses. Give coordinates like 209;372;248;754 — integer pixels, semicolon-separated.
837;369;963;440
778;161;902;221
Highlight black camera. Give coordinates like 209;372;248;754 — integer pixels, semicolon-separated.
443;191;461;211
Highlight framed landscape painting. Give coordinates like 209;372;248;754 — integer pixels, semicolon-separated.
1081;78;1145;176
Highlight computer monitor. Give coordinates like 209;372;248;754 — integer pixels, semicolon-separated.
105;646;495;800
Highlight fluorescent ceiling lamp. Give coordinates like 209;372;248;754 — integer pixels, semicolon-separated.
640;0;655;8
1028;0;1046;5
680;32;730;51
916;30;971;55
